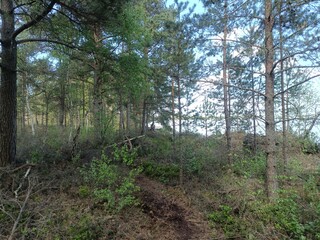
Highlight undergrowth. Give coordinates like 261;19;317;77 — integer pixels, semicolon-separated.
80;146;141;212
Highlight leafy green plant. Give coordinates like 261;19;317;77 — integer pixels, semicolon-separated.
232;152;266;179
68;214;102;240
80;148;141;212
142;160;179;184
186;157;204;175
260;191;305;239
113;145;137;166
78;185;91;198
208;204;240;237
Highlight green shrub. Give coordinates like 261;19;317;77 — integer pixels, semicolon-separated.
68;214;102;240
113;145;137;166
208;204;240;237
258;191;305;239
142;160;179;184
232;152;266;179
140;132;173;161
80;148;141;212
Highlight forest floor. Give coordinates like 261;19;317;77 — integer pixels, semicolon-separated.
1;135;320;239
135;175;211;240
0;160;213;239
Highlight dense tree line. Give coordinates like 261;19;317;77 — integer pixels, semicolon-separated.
1;0;320;201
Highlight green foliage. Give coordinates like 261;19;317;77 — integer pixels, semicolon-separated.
232;152;266;179
68;214;102;240
185;156;204;175
253;185;320;240
142;160;179;184
30;149;44;164
260;191;305;239
299;137;319;154
304;203;320;239
208;204;240;237
141;133;173;161
80;148;141;212
113;145;137;166
78;185;91;198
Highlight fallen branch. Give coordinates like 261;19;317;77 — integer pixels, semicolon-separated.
8;179;33;240
8;164;36;174
105;135;145;149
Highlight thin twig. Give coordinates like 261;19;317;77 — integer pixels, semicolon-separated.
8;179;33;240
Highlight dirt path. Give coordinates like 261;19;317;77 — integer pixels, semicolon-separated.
136;176;211;240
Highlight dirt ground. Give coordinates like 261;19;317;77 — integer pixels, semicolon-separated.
135;175;212;240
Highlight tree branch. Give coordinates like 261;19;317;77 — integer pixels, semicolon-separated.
11;1;36;13
12;0;56;39
274;74;320;97
304;112;320;139
212;81;267;98
16;38;77;49
272;46;320;73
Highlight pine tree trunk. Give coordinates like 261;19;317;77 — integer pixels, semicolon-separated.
141;99;147;135
0;0;17;167
223;0;231;163
278;2;287;172
92;25;104;141
265;0;278;201
251;57;257;154
171;76;176;162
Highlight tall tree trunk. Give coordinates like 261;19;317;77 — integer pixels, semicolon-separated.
265;0;278;201
21;73;27;131
59;81;66;127
126;103;131;135
141;98;147;135
177;72;183;186
92;25;104;141
25;84;35;136
171;76;176;161
279;2;287;172
141;47;149;135
251;57;257;154
0;0;17;166
119;94;125;137
222;0;231;163
45;95;49;127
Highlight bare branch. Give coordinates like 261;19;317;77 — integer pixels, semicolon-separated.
304;112;320;138
211;80;267;98
272;46;320;73
274;74;320;97
8;178;33;240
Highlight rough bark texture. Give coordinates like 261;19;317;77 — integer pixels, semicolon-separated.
0;0;17;167
264;0;278;201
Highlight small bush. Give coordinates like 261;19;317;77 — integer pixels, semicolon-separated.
80;148;141;212
232;152;266;179
208;204;241;237
142;160;179;184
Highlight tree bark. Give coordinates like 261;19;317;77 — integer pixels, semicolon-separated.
0;0;17;166
278;1;288;172
264;0;278;201
222;0;231;163
0;0;56;166
92;25;104;141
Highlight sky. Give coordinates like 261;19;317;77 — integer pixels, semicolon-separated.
166;0;204;14
165;0;320;138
